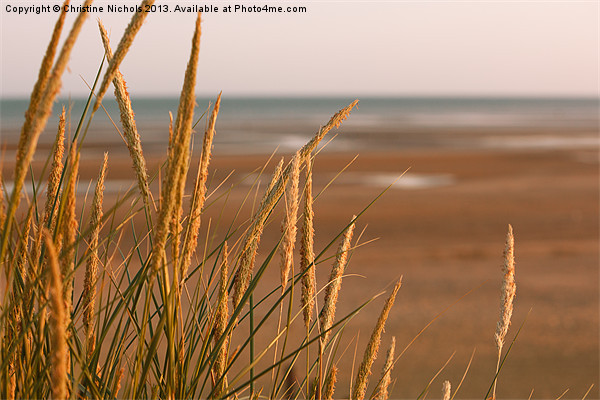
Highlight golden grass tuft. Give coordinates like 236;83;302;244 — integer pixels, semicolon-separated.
45;108;66;231
180;93;222;280
0;0;90;260
212;241;230;398
299;100;358;160
231;99;359;309
319;215;355;345
232;159;284;309
299;157;316;330
13;211;34;366
374;336;396;400
353;278;402;400
98;21;151;209
495;224;516;350
16;209;33;287
266;158;285;201
32;109;66;268
324;365;338;400
23;0;68;133
93;0;156;113
61;141;80;319
493;224;516;398
169;12;203;250
279;152;301;292
83;152;108;357
43;231;68;400
442;380;451;400
0;168;5;231
0;8;543;398
114;367;125;398
149;12;201;284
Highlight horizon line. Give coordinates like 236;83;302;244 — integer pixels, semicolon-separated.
1;93;598;101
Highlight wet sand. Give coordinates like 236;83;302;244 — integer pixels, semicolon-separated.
11;133;600;398
302;148;599;398
73;143;598;398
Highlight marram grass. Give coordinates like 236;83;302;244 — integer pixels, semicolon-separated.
83;152;108;357
0;8;542;400
98;21;151;211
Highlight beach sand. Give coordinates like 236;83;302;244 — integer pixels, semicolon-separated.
12;132;600;398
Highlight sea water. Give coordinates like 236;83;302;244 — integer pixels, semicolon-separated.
1;97;598;154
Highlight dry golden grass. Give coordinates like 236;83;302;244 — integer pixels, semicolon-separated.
300;158;316;330
280;152;301;292
323;364;338;400
232;160;284;310
495;224;516;350
493;224;516;398
374;336;395;400
353;279;402;400
83;152;108;357
93;0;156;113
442;380;451;400
148;12;201;286
43;232;67;400
319;215;356;345
0;169;5;230
180;93;221;280
98;21;151;210
61;141;79;319
0;7;554;400
212;241;230;398
0;0;90;260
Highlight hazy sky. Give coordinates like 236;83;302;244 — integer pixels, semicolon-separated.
1;1;598;97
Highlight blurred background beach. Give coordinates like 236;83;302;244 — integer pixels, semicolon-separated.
2;95;598;397
1;1;598;397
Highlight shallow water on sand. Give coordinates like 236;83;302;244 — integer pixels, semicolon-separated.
2;97;598;154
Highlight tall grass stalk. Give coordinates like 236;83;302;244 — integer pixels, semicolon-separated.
373;336;395;400
93;0;156;113
180;93;221;281
98;22;151;211
493;224;516;399
353;279;402;400
83;152;108;357
0;0;90;262
43;232;68;400
442;380;451;400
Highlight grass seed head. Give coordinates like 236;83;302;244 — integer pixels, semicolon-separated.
180;93;221;280
83;153;108;357
99;21;151;209
353;278;402;400
300;158;316;329
319;215;356;344
374;336;396;400
212;241;230;398
94;0;156;112
280;152;301;292
495;224;516;350
324;365;338;400
43;231;68;400
442;380;451;400
45;108;66;229
0;0;90;261
0;166;5;230
232;158;284;309
148;12;201;282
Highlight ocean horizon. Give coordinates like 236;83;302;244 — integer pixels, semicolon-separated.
2;96;598;154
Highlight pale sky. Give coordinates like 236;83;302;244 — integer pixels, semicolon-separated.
1;1;598;97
